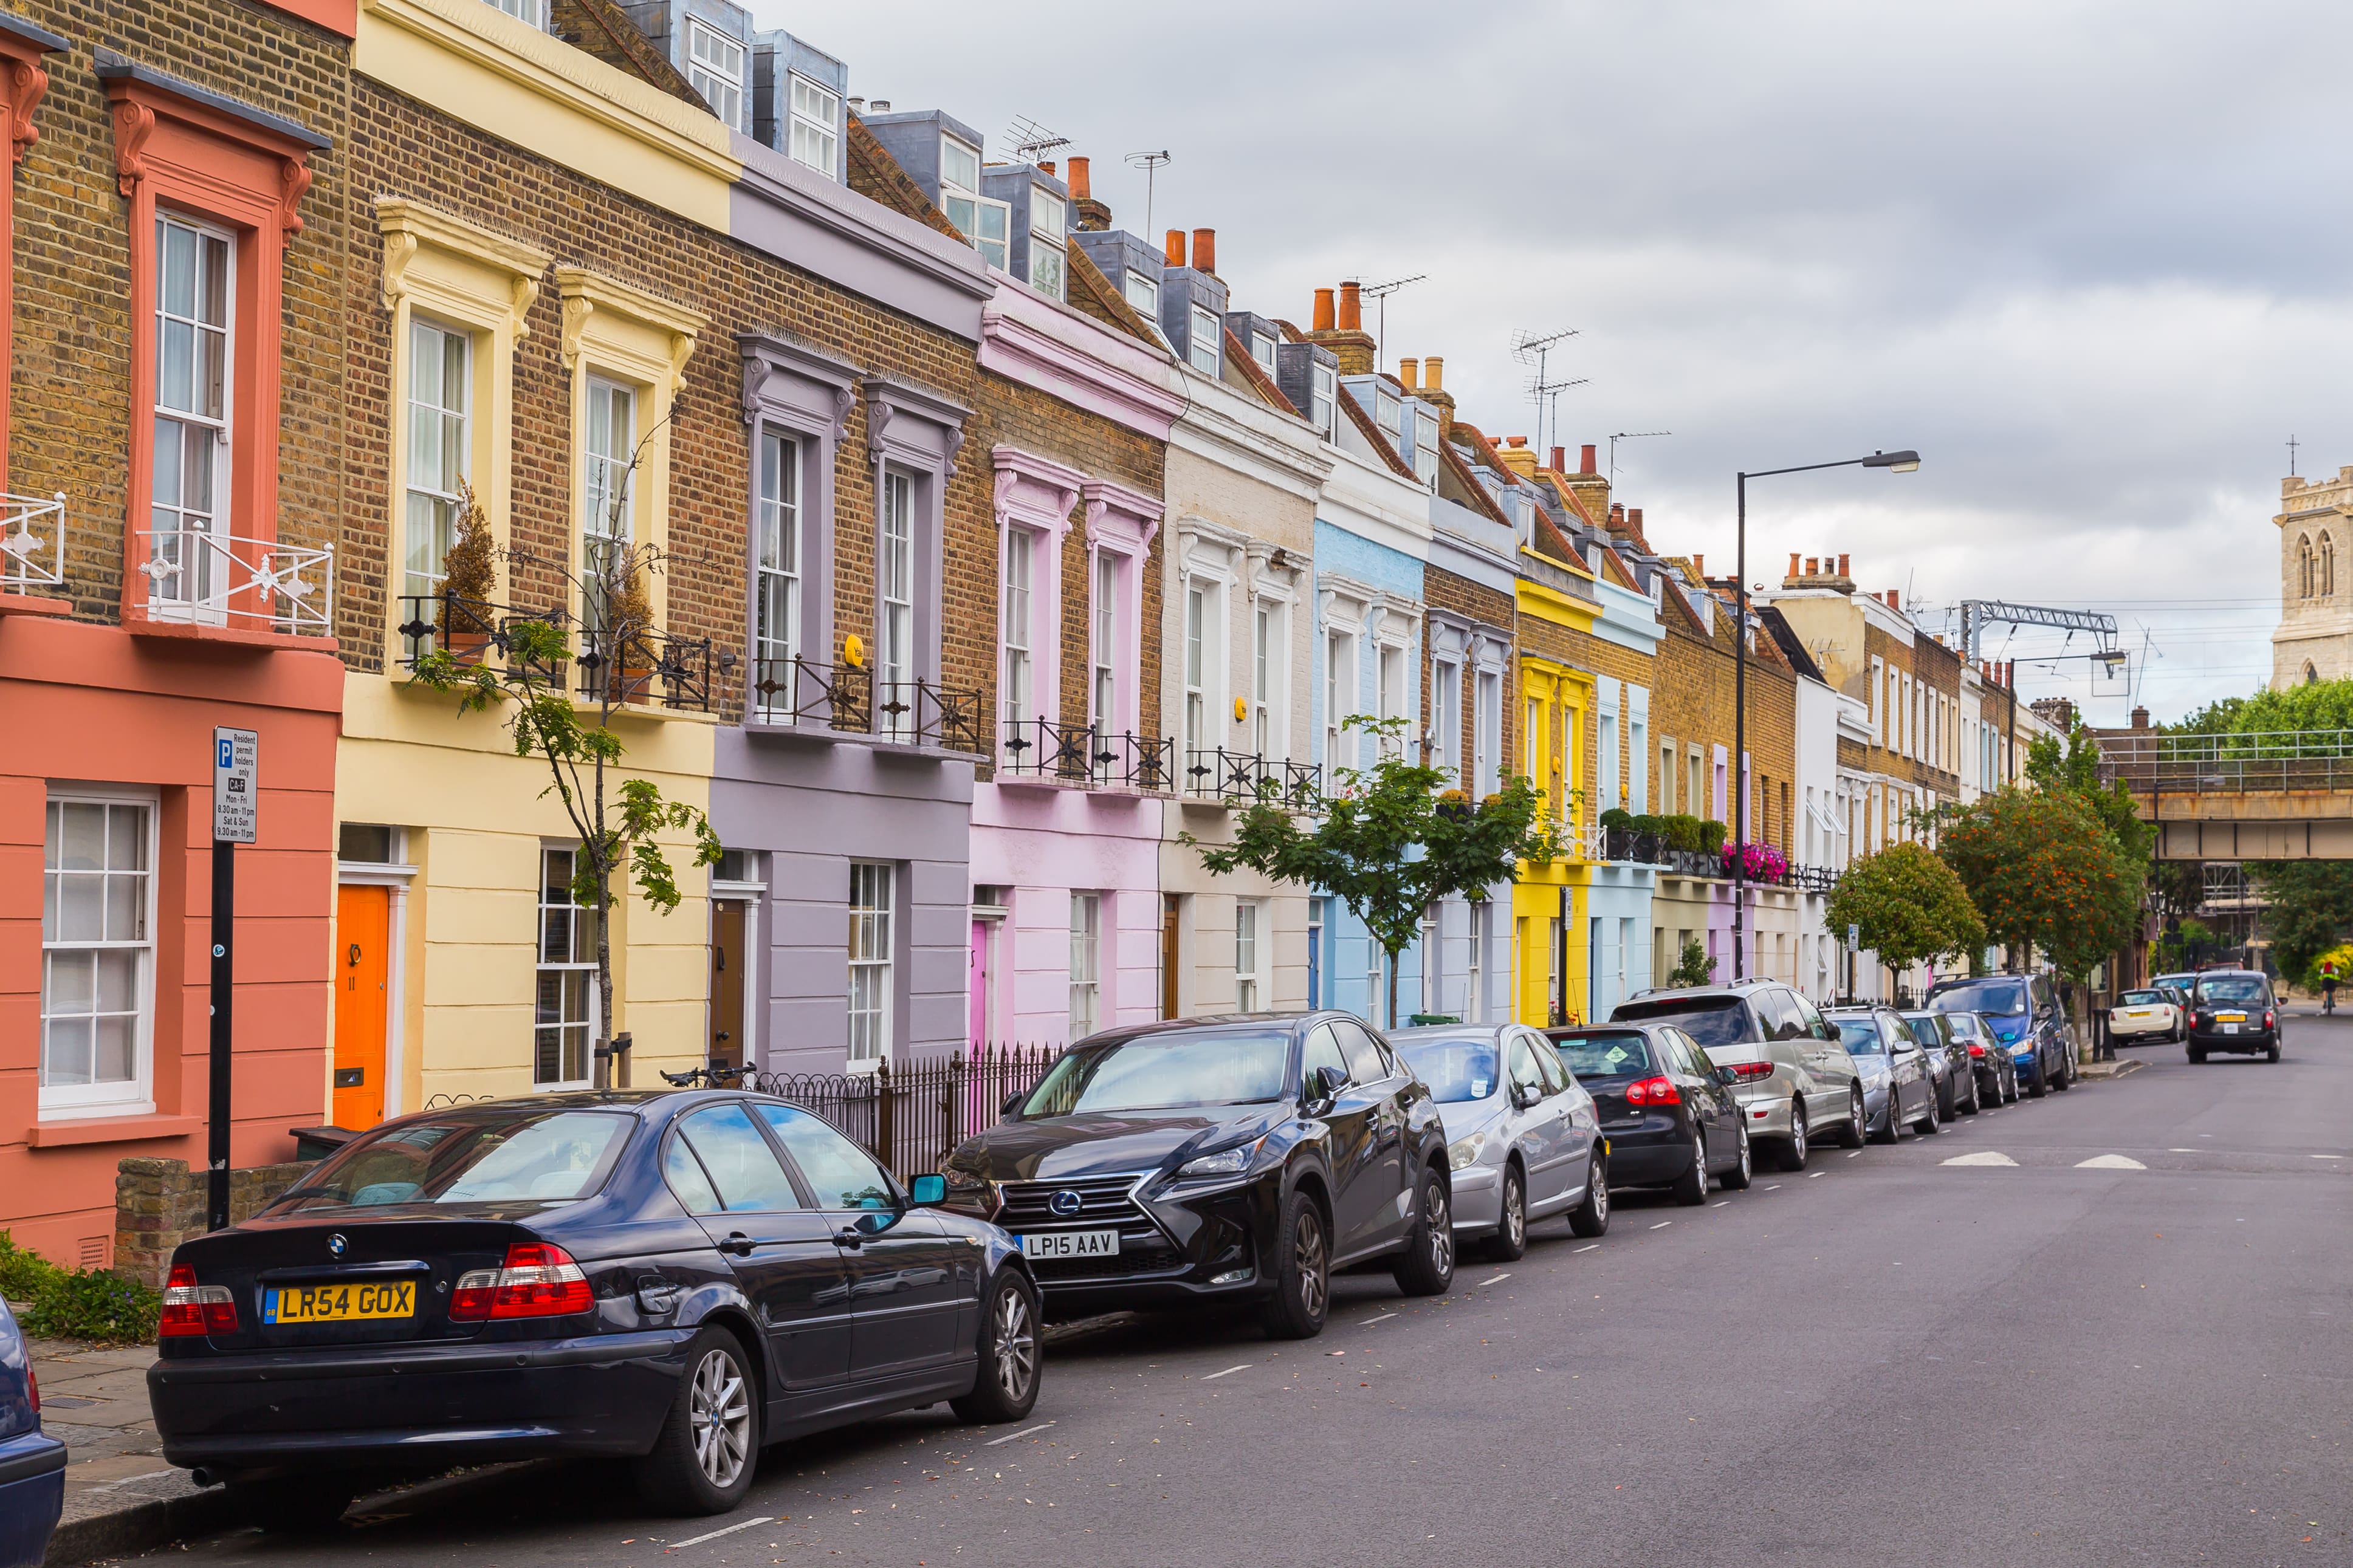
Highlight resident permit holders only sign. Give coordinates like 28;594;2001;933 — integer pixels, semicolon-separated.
213;727;258;844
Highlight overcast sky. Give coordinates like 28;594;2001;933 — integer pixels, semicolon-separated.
761;0;2335;723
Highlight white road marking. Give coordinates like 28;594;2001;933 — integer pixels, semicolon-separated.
664;1517;772;1551
1712;1200;1731;1208
1359;1313;1398;1326
1475;1272;1512;1287
1574;1243;1601;1253
986;1421;1059;1445
1807;1171;1826;1179
2075;1154;2147;1170
1762;1183;1781;1190
1649;1221;1672;1230
1199;1366;1251;1382
1847;1151;1862;1159
2314;1155;2344;1160
2168;1148;2197;1152
1942;1151;2018;1167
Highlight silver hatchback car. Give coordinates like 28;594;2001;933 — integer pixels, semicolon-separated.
1610;979;1865;1170
1390;1024;1608;1261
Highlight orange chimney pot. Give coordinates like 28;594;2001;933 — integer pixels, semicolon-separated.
1338;281;1363;331
1191;227;1216;275
1313;288;1336;332
1164;229;1186;268
1066;156;1090;199
1579;443;1597;475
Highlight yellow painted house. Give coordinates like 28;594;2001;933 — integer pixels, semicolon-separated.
1512;565;1599;1026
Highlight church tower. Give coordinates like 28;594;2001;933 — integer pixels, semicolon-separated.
2272;465;2353;688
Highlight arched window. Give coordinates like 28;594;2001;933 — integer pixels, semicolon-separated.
2307;662;2321;685
2299;533;2315;598
2322;532;2336;597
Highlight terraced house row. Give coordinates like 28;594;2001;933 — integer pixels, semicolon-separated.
0;0;2062;1264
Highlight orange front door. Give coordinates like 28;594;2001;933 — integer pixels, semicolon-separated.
334;884;391;1129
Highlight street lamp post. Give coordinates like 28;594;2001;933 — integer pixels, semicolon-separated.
1731;450;1920;981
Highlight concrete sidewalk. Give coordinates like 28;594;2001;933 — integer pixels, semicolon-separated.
12;1320;232;1567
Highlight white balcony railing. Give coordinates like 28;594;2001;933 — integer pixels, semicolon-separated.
139;527;333;634
1;491;66;592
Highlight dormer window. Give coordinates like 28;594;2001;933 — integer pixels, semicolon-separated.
1376;387;1401;445
788;75;839;177
1415;410;1440;487
1312;362;1336;439
1124;271;1159;318
940;135;1008;269
687;18;746;131
1028;187;1066;302
1188;306;1219;375
1251;330;1277;372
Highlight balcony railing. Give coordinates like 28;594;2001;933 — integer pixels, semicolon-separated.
140;527;332;634
1182;747;1321;807
876;679;986;755
397;593;713;713
1;491;66;592
1000;716;1175;790
746;656;982;754
2095;729;2353;795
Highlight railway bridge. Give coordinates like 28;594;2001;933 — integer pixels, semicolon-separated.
2095;731;2353;860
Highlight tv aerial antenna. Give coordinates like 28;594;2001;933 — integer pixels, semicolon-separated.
1609;430;1670;488
1362;273;1426;372
1528;375;1590;460
1512;327;1579;451
1124;149;1172;238
1005;117;1070;166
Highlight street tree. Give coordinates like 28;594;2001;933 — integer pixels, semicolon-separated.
1187;716;1556;1027
1937;786;2138;984
410;444;721;1090
1825;841;1987;979
2248;861;2353;986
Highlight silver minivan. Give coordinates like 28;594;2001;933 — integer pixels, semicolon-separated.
1610;979;1865;1170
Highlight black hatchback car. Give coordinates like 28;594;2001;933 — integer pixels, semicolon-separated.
148;1092;1041;1523
2186;970;2281;1062
938;1013;1455;1341
1548;1023;1752;1204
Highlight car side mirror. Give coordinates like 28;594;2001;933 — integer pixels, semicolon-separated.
1001;1092;1025;1118
1307;1064;1348;1105
909;1173;947;1207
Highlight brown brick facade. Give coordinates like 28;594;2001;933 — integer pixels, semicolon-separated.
1421;561;1514;778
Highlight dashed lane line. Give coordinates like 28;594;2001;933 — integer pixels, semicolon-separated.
2075;1154;2147;1170
1807;1171;1826;1179
1474;1272;1513;1289
1359;1313;1398;1326
985;1421;1059;1445
1573;1243;1601;1253
1648;1221;1672;1230
1712;1200;1731;1208
664;1518;772;1552
1200;1366;1251;1382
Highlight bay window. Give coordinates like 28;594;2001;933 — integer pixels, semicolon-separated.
41;795;155;1117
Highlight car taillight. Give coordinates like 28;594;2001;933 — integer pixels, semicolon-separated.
1624;1075;1681;1106
26;1364;37;1414
2265;1010;2276;1029
1967;1042;1985;1058
160;1264;238;1337
1724;1061;1776;1082
448;1242;594;1321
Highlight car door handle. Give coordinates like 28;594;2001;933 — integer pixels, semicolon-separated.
721;1231;755;1258
835;1227;865;1250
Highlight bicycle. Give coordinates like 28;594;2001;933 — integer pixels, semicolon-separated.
658;1063;757;1089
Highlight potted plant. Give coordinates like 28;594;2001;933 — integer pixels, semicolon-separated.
1599;806;1635;861
438;479;497;663
606;564;654;704
1629;812;1664;863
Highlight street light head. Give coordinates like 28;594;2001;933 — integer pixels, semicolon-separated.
1861;449;1922;473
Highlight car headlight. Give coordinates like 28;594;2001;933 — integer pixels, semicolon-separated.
2011;1042;2034;1056
1177;1139;1263;1179
1448;1131;1488;1171
938;1167;996;1214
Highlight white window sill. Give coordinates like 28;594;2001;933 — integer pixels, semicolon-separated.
37;1095;157;1123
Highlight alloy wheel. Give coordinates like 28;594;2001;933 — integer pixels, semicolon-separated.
1737;1126;1752;1185
992;1285;1038;1405
1790;1106;1808;1165
1426;1179;1454;1276
1503;1173;1527;1251
1296;1208;1328;1320
1849;1093;1866;1144
1592;1168;1609;1225
689;1347;752;1490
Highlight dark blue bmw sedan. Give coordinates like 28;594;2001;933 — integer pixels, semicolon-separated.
146;1092;1041;1523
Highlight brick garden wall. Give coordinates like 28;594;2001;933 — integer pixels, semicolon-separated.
114;1155;311;1290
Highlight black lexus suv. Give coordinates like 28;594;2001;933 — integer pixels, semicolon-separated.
938;1013;1455;1340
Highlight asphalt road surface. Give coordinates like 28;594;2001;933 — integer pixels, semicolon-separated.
143;1019;2353;1567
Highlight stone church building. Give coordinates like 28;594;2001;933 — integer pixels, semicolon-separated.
2273;465;2353;687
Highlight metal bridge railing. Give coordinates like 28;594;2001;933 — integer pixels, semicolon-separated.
2095;730;2353;795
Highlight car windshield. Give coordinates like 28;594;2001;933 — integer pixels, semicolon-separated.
2195;977;2267;1004
1019;1029;1291;1115
2120;990;2165;1006
271;1110;633;1211
1548;1030;1656;1078
1394;1036;1500;1103
1942;1014;1985;1041
1835;1019;1887;1056
1900;1013;1943;1042
1612;996;1748;1047
1929;979;2028;1017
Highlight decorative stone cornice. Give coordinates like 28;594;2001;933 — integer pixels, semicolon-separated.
554;266;704;390
1084;480;1162;555
991;446;1085;541
737;332;859;436
376;197;551;332
95;49;324;228
979;283;1186;440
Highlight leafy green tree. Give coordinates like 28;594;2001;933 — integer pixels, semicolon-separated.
2249;861;2353;985
2026;725;2153;866
1664;937;1715;988
1937;787;2139;982
1187;716;1556;1027
1826;842;1986;976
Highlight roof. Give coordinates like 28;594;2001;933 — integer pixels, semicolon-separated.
1222;328;1302;417
1759;604;1824;681
1340;387;1420;481
554;0;703;108
1067;244;1165;348
845;112;969;244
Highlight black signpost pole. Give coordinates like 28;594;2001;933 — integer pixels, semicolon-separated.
207;837;233;1232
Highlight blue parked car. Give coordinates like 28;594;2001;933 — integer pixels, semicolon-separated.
1927;973;2076;1097
0;1296;66;1568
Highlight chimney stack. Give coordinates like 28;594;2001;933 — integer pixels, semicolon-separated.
1580;443;1597;475
1039;160;1056;177
1397;358;1418;390
1692;553;1705;579
1068;156;1111;230
1191;227;1217;276
1609;502;1625;528
1164;230;1186;268
2132;705;2150;730
1787;552;1801;581
1550;445;1565;472
1506;436;1526;448
1338;281;1363;330
1313;287;1336;332
1067;156;1090;197
1424;355;1443;390
1306;281;1377;374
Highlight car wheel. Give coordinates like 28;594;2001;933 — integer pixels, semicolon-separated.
1869;1094;1900;1144
1833;1089;1866;1149
1567;1152;1610;1238
950;1270;1042;1424
2187;1046;2205;1064
2053;1053;2073;1090
1779;1102;1810;1171
1392;1165;1456;1296
634;1326;758;1516
1722;1122;1754;1190
2003;1064;2019;1104
1259;1186;1331;1339
2027;1062;2049;1096
1489;1163;1529;1262
2267;1041;2282;1063
225;1476;361;1533
1963;1073;1981;1115
1672;1131;1710;1205
1916;1087;1941;1135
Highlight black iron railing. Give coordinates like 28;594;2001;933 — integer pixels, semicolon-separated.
398;593;713;713
1183;747;1321;807
731;1042;1062;1180
577;625;713;711
1000;716;1175;790
751;655;872;732
875;679;986;755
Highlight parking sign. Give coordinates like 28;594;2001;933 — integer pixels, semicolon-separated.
213;728;258;844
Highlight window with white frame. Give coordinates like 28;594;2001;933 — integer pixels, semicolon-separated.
1091;551;1119;736
1377;642;1405;749
1630;713;1649;811
1188;307;1220;376
1325;627;1356;772
1124;271;1159;322
1251;600;1282;759
787;75;839;177
404;319;470;608
535;847;595;1087
1184;580;1217;762
1311;361;1337;440
1414;409;1441;488
686;19;745;130
939;136;1009;269
878;470;916;740
1599;708;1619;809
1376;387;1401;448
152;214;233;620
1001;526;1034;730
1250;330;1277;372
1474;668;1500;796
1430;659;1458;781
847;861;895;1063
754;431;801;694
484;0;545;26
1028;187;1067;302
1068;892;1100;1039
41;795;154;1115
1234;899;1260;1013
582;378;636;630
